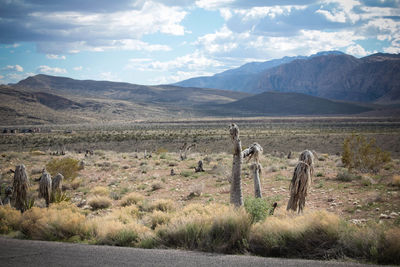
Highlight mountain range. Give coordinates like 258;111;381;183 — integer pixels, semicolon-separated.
1;51;399;125
175;52;400;104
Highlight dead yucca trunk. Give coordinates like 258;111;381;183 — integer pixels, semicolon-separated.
180;143;196;160
229;123;264;207
52;173;63;195
39;170;52;207
12;165;29;212
251;163;262;198
287;150;314;213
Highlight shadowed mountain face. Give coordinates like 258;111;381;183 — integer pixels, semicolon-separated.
200;91;373;116
175;52;400;104
16;74;250;105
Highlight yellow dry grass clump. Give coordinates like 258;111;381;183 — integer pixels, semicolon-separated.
20;202;88;241
120;192;144;206
392;175;400;187
90;186;110;196
156;203;251;253
88;196;112;210
88;205;154;247
0;205;22;234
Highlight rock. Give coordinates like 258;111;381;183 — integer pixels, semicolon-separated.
327;198;335;202
330;203;337;207
390;212;399;217
353;201;358;205
356;205;362;209
376;208;380;211
356;209;362;213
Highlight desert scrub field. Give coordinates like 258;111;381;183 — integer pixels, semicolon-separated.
1;141;400;264
1;117;400;157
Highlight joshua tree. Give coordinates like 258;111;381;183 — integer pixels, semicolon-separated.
180;143;196;160
287;150;314;213
229;123;264;207
52;173;64;196
39;170;52;207
12;165;29;212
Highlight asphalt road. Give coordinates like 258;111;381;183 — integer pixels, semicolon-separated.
0;237;381;267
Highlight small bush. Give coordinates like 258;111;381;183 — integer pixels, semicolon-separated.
244;197;270;223
90;186;110;196
20;203;88;241
336;171;360;182
342;134;391;173
88;196;112;210
392;175;400;187
249;210;343;259
142;199;175;212
145;210;171;229
120;192;144;206
151;183;163;191
157;204;251;253
46;157;80;180
0;206;22;234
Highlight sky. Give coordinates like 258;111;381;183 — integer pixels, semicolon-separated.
0;0;399;85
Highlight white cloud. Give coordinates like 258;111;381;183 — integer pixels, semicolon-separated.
37;65;67;74
73;66;83;71
27;2;186;53
346;44;369;57
3;65;24;72
46;54;66;60
151;70;215;84
195;0;235;9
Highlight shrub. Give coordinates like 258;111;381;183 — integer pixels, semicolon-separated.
336;171;360;182
244;197;271;223
249;210;343;259
157;204;251;253
90;186;110;196
145;210;171;229
46;157;81;180
0;206;22;234
120;192;144;206
141;199;175;212
20;203;88;241
50;191;71;203
88;196;112;210
392;175;400;187
342;134;390;173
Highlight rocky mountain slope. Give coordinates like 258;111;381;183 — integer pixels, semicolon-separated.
175;52;400;104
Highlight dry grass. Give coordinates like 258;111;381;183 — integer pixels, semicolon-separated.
90;186;110;196
20;203;88;241
249;210;342;259
157;204;251;253
0;206;22;234
392;175;400;186
88;196;112;210
120;192;144;206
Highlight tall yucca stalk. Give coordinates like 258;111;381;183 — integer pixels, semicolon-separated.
39;170;52;207
12;165;29;212
287;150;314;213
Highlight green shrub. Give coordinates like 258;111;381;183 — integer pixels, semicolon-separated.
244;197;271;223
46;157;80;180
342;134;391;173
336;171;360;182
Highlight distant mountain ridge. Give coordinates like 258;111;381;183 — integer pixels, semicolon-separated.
175;52;400;104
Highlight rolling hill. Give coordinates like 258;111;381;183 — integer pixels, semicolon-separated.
200;91;373;116
175;52;400;104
